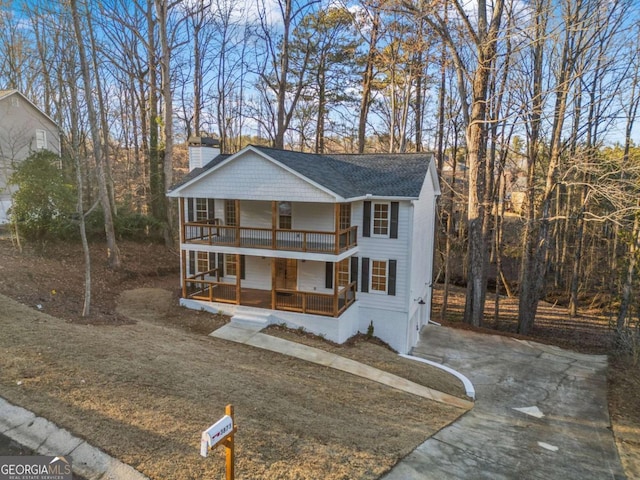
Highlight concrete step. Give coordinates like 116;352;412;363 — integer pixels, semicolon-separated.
230;312;272;329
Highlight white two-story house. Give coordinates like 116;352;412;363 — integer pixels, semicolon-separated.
0;90;61;225
167;142;440;354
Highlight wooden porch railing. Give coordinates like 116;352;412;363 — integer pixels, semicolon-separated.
183;222;357;254
184;270;238;304
183;278;357;317
274;281;357;317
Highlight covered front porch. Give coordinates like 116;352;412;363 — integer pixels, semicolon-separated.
181;253;357;317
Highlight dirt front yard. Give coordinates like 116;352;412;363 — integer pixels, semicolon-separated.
0;238;468;479
1;236;638;479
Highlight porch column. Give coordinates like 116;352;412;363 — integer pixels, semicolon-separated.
235;253;241;305
333;261;339;316
334;203;340;254
271;201;277;249
179;197;186;244
271;257;276;309
181;249;187;298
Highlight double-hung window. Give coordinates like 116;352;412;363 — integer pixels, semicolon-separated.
278;201;292;230
195;198;208;221
196;252;209;273
372;203;389;236
370;260;388;293
35;129;47;150
225;254;237;277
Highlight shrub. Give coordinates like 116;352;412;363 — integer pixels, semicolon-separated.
9;151;76;240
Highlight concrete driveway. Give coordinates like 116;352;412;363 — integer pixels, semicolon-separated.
382;325;626;480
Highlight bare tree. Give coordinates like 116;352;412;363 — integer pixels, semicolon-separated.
408;0;506;326
518;0;620;333
254;0;321;148
355;1;382;153
69;0;121;270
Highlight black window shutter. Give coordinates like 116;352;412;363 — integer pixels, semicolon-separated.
187;198;195;222
363;201;371;237
240;255;246;280
208;252;215;271
361;257;370;293
325;262;333;289
388;260;397;296
350;256;358;287
189;251;195;275
207;198;215;220
217;253;224;277
390;202;399;239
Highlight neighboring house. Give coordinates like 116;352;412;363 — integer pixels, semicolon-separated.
0;90;61;224
167;142;440;354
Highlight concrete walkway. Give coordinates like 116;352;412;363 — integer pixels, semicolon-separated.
382;326;626;480
0;397;148;480
210;323;474;410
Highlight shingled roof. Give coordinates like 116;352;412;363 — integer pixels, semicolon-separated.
170;145;434;199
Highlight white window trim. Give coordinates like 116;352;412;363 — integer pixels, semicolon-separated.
35;129;47;150
195;198;208;221
369;259;388;294
371;201;390;238
196;251;209;275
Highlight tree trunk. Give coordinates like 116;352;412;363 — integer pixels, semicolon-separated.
155;0;175;246
617;213;639;329
70;0;121;270
146;0;162;221
357;7;379;154
440;132;459;321
315;65;326;154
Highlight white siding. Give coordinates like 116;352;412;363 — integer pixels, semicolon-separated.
298;260;332;293
358;306;410;354
239;201;272;228
179;151;336;203
233;201;334;231
241;256;272;289
354;200;411;313
408;166;438;328
292;203;335;231
189;145;220;171
200;256;331;293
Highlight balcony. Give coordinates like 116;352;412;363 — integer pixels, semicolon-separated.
183;221;357;254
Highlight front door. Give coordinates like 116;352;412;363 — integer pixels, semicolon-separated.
275;258;297;290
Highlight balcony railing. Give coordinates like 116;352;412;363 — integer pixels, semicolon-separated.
183;276;356;317
274;282;356;317
183;221;357;254
184;270;238;303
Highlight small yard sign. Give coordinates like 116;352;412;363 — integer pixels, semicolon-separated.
200;404;237;480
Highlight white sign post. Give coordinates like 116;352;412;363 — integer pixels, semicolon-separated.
200;404;237;480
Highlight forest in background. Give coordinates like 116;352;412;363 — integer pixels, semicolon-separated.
1;0;640;350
